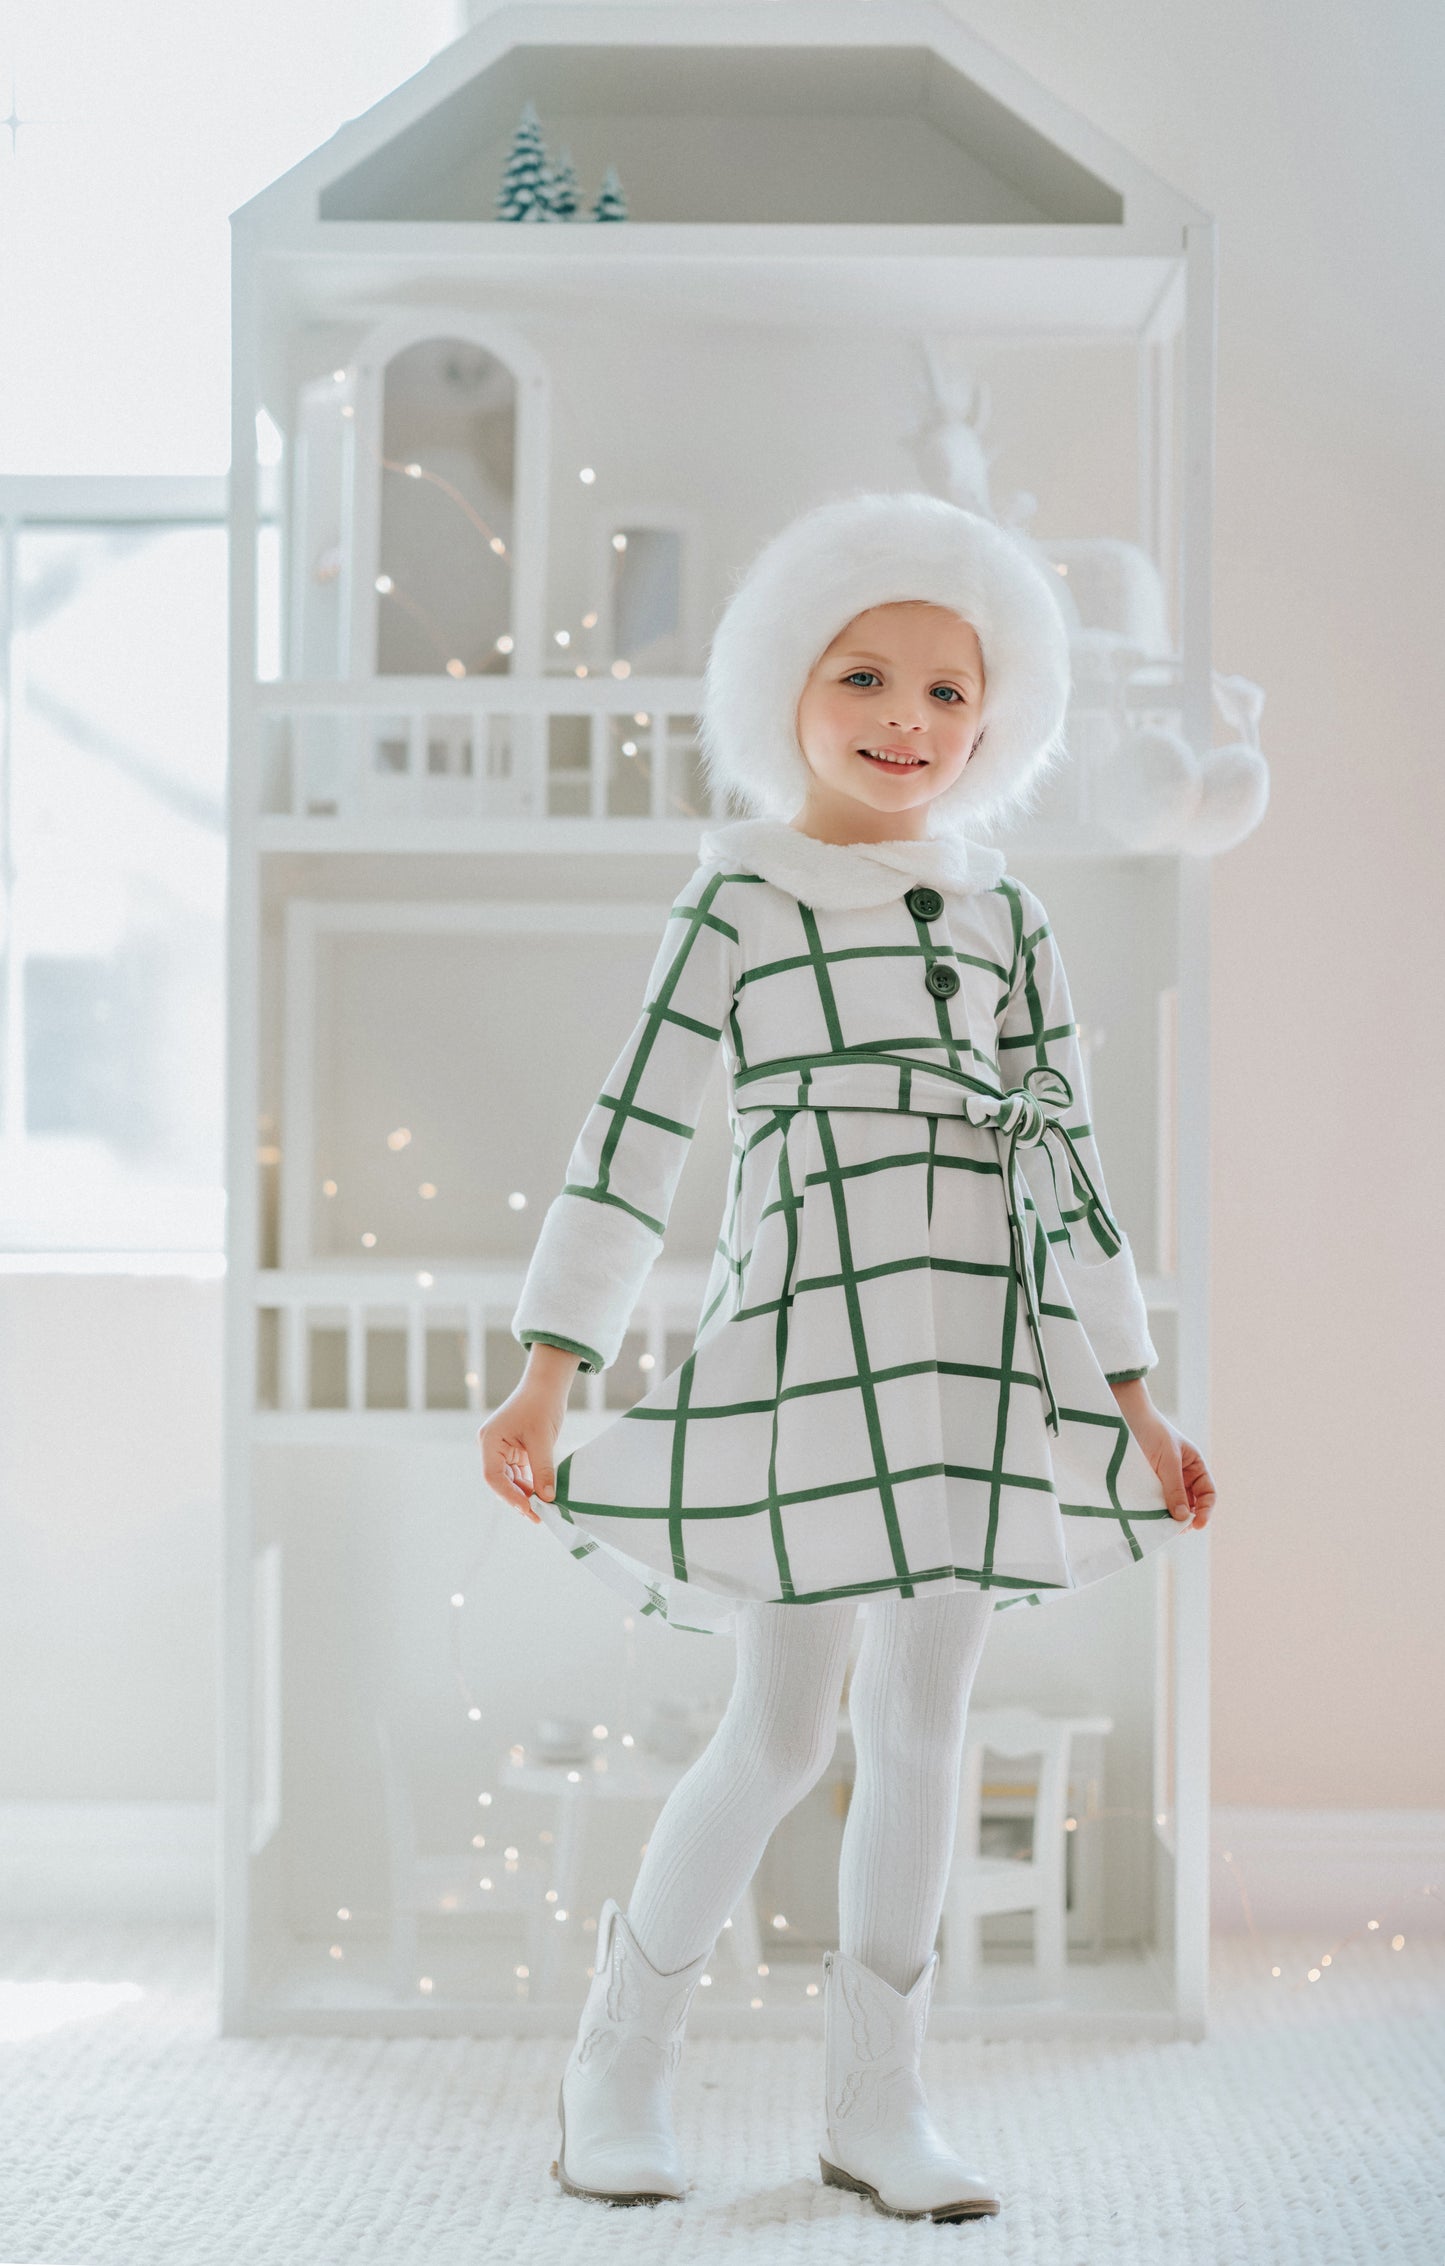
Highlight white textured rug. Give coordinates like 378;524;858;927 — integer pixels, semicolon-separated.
0;1925;1440;2265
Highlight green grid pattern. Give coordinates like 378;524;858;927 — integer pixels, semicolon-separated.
528;859;1173;1630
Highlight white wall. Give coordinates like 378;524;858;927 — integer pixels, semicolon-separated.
948;0;1445;1808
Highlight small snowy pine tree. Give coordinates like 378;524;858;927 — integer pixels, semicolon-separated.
547;145;580;220
591;163;628;222
496;99;549;222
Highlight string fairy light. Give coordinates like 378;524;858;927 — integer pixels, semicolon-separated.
1218;1843;1437;1991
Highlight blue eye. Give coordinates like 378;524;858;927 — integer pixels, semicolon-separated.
842;670;966;702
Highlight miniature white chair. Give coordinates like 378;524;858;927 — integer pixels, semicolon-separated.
375;1707;551;1999
938;1705;1113;2003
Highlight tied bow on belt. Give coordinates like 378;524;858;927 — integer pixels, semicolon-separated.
965;1064;1125;1437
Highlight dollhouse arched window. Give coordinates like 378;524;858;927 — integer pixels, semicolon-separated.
376;337;516;677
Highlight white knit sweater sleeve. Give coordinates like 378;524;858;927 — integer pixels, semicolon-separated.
511;863;739;1374
996;883;1159;1384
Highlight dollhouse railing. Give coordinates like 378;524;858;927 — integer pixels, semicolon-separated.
252;1263;714;1430
253;675;715;829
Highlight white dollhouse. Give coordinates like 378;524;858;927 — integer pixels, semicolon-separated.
223;1;1261;2042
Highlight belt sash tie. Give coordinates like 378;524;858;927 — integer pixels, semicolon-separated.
969;1063;1124;1435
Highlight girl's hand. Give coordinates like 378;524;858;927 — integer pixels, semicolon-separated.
477;1344;581;1524
1109;1379;1217;1529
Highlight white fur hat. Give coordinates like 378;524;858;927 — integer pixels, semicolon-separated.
698;489;1073;837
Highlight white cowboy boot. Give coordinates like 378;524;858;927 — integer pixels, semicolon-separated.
819;1946;1002;2221
551;1897;710;2205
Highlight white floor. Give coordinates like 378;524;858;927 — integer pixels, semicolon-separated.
1;1924;1440;2265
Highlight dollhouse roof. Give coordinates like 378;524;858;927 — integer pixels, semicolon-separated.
231;0;1206;236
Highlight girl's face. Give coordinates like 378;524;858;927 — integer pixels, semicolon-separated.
792;601;986;839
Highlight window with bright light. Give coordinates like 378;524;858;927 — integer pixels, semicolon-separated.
0;2;460;1251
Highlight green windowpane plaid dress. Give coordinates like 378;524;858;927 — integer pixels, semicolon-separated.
513;819;1183;1634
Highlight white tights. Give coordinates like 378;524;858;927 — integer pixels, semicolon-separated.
624;1587;993;1995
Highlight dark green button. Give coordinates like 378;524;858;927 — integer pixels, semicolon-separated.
905;885;944;921
925;962;960;999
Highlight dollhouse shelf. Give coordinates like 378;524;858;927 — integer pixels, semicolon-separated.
253;226;1188;341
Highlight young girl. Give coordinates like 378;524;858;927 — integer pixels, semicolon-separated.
480;490;1217;2223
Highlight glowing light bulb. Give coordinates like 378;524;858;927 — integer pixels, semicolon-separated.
333;369;347;382
417;1271;434;1288
582;611;598;629
638;1351;654;1370
451;1593;464;1607
490;536;506;555
579;467;596;484
621;740;638;757
446;658;466;679
508;1191;527;1211
321;1179;338;1197
592;1724;608;1739
361;1232;377;1248
420;1183;437;1199
610;660;631;679
405;462;422;478
554;629;571;646
387;1128;412;1150
375;575;394;594
496;634;514;653
612;533;627;551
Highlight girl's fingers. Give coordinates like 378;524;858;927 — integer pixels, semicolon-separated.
481;1429;542;1522
1159;1444;1192;1523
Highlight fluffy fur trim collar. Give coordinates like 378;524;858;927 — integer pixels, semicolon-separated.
698;818;1008;910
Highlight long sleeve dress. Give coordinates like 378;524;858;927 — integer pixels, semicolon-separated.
511;817;1182;1634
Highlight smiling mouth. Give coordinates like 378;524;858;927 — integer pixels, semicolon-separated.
857;747;927;770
